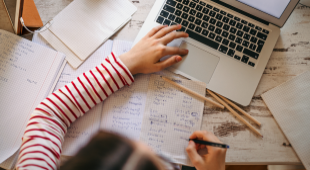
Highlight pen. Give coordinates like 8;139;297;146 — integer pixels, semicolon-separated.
189;139;230;149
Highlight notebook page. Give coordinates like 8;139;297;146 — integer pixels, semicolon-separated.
100;74;150;140
0;30;65;163
97;40;145;140
49;40;113;156
49;0;136;61
261;71;310;170
140;75;206;166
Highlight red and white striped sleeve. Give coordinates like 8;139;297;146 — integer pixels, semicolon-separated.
16;52;134;170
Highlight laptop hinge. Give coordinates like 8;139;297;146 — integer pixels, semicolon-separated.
211;0;270;26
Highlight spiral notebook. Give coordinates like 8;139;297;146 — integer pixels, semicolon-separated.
262;71;310;170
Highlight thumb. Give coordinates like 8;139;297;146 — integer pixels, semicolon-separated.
156;55;182;70
186;141;204;166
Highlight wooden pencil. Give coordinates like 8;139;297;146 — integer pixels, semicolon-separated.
217;94;261;126
207;89;263;138
162;77;224;109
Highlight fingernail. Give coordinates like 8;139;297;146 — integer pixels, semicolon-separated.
176;56;182;62
185;49;189;53
186;33;189;37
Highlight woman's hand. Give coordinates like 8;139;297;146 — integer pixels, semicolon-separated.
119;24;189;75
186;131;227;170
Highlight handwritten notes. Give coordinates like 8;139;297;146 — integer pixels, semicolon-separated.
0;32;33;74
140;75;206;165
100;74;149;140
0;30;65;163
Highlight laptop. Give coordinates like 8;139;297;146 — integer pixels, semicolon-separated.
133;0;299;106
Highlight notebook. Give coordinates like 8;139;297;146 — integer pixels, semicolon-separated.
140;75;206;166
39;0;137;68
30;34;206;166
262;71;310;170
0;30;66;166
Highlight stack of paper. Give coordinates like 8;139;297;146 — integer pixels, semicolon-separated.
40;0;137;68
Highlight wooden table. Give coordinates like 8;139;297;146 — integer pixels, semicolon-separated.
3;0;310;165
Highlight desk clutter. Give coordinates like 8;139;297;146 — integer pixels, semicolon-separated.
0;0;309;169
32;33;208;166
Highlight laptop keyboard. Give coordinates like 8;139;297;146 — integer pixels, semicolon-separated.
156;0;270;68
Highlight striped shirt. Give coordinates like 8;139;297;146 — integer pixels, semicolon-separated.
16;53;134;170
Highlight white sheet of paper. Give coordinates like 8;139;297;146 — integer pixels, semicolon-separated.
49;0;136;61
262;71;310;170
140;75;206;166
0;30;65;163
40;28;84;69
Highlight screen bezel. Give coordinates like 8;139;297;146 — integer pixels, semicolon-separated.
213;0;300;27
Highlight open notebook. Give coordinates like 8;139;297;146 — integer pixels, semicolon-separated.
39;0;137;68
30;33;206;166
0;30;65;169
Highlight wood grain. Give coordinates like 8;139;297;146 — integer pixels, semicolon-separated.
1;0;309;165
0;0;14;33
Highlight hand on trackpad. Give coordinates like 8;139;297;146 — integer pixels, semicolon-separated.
169;41;220;84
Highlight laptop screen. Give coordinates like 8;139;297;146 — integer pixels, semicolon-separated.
237;0;291;18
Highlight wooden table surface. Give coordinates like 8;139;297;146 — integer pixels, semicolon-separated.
2;0;310;165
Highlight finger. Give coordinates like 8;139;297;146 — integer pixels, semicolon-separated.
160;31;189;45
155;55;182;71
162;46;188;56
153;24;182;39
186;141;204;166
146;25;167;37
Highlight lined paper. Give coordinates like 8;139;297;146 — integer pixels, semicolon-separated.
140;75;206;166
49;0;136;61
262;71;310;170
0;30;65;163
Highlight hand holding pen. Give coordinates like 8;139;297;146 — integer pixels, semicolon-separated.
186;131;227;170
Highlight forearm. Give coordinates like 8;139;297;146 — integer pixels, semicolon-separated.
16;53;134;170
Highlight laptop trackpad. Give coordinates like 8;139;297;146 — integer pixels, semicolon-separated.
170;41;220;84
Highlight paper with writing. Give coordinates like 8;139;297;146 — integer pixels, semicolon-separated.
0;30;65;163
48;0;136;61
140;75;206;166
100;74;149;140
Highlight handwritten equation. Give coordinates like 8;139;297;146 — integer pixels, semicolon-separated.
0;32;34;73
100;74;150;140
140;75;206;165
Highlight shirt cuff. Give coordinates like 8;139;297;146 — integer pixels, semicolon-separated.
107;52;134;85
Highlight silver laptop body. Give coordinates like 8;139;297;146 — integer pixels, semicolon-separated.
133;0;299;106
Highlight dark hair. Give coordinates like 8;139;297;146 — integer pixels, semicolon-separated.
61;131;160;170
